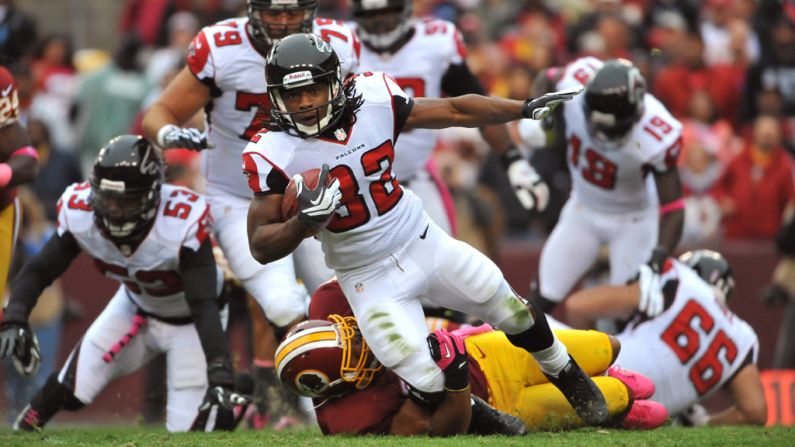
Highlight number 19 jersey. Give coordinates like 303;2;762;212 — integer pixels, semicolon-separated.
616;260;759;415
242;72;426;271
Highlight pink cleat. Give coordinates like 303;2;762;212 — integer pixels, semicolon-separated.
622;400;668;430
608;366;655;400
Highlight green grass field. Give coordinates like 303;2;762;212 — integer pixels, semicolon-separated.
1;426;793;447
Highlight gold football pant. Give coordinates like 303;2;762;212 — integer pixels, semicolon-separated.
466;329;630;430
0;199;20;298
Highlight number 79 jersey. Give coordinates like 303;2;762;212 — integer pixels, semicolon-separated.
557;57;683;213
187;17;360;200
242;72;426;271
56;182;214;318
615;260;759;415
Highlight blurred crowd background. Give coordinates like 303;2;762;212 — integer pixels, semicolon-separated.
2;0;795;425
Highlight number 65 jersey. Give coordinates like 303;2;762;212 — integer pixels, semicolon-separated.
615;260;759;415
242;72;426;271
56;182;215;318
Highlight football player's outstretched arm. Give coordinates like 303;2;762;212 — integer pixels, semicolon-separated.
0;121;37;189
389;389;471;436
708;364;767;426
404;87;582;131
564;283;641;329
247;194;310;264
142;67;211;149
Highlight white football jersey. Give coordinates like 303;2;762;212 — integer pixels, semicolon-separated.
187;17;360;200
56;182;213;318
616;260;759;415
242;72;426;270
556;57;683;213
352;19;467;181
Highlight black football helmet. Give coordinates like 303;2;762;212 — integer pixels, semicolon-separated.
583;59;646;149
247;0;318;52
266;33;345;138
90;135;163;246
679;250;735;303
351;0;413;53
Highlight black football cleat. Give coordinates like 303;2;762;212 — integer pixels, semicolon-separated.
544;355;610;425
13;404;43;432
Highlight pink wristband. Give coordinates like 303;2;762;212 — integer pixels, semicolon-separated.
0;163;12;188
660;198;685;215
11;146;39;161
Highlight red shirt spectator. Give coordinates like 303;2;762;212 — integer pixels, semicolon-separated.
653;32;744;124
715;115;795;239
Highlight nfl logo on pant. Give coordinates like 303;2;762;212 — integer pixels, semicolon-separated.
355;282;364;293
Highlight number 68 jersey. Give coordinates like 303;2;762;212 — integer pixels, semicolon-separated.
557;57;683;213
615;260;759;415
56;182;215;318
242;72;426;271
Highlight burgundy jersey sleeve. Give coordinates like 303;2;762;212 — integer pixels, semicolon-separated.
0;65;20;128
314;369;406;435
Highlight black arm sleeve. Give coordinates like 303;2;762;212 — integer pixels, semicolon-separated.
4;231;81;323
392;95;414;142
179;239;230;379
440;63;486;97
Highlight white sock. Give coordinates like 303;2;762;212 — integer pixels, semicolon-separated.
531;338;569;377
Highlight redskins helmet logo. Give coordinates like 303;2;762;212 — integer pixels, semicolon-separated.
295;370;331;397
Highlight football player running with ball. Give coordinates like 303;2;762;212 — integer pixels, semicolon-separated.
519;57;684;315
243;33;608;425
0;136;248;432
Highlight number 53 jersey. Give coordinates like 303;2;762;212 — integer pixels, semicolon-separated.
242;72;426;271
56;182;214;318
615;260;759;415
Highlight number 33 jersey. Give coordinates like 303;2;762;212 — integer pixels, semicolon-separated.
557;57;683;213
242;72;426;271
615;259;759;415
56;182;213;318
187;17;360;200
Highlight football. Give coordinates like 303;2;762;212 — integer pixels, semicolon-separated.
281;168;334;222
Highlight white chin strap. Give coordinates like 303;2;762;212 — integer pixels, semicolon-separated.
359;20;412;51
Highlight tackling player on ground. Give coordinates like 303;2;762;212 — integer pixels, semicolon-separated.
0;136;248;432
243;33;607;427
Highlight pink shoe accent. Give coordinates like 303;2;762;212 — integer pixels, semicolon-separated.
451;324;494;338
272;415;304;431
622;400;668;430
608;366;655;400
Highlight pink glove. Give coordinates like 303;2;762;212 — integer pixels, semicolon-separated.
427;329;469;391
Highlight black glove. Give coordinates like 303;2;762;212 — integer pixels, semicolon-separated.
427;329;469;391
295;164;342;232
190;357;252;432
0;321;41;377
156;124;211;151
521;86;584;120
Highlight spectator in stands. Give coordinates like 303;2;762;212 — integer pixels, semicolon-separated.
29;34;78;151
72;33;151;173
145;11;198;86
762;214;795;368
27;119;82;222
0;0;37;64
679;125;723;244
700;0;760;68
653;31;744;124
715;114;795;239
741;16;795;124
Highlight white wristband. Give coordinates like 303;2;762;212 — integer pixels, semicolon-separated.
156;124;179;148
